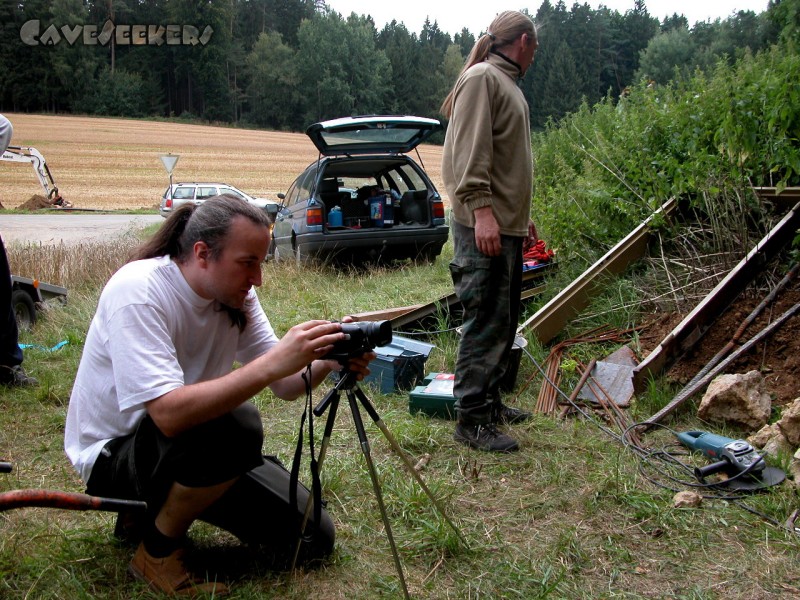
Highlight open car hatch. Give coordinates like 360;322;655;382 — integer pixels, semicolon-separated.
306;115;442;156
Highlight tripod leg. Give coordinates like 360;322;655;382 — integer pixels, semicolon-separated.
347;390;410;600
353;385;468;548
291;390;341;572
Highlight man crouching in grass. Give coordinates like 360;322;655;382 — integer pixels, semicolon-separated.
65;195;373;596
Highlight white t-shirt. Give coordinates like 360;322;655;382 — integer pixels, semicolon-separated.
64;255;278;483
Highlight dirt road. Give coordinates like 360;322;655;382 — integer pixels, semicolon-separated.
1;213;163;246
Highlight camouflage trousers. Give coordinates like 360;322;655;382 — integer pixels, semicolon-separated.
449;220;523;425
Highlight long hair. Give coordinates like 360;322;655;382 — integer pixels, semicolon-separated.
131;194;272;330
440;11;537;118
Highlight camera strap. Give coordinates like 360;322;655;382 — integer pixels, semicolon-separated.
290;364;322;542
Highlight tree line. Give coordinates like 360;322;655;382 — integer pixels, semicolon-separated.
0;0;794;132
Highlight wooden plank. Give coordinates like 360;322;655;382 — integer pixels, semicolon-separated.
753;186;800;201
517;198;677;344
753;187;800;211
521;284;547;301
389;293;463;329
347;304;423;323
633;200;800;392
347;262;556;331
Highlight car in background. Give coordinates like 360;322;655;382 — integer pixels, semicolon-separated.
159;182;278;218
270;115;449;264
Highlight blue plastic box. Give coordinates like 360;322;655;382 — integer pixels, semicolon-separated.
362;335;435;393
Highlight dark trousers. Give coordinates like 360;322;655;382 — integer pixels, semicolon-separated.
0;235;23;368
87;402;335;564
449;220;523;425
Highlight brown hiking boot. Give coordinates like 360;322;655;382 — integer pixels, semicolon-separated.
129;542;229;597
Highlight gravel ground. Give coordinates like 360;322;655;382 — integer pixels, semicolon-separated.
1;213;163;246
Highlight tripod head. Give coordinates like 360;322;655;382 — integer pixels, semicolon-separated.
313;368;360;417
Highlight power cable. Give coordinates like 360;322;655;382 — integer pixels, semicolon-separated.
519;343;796;533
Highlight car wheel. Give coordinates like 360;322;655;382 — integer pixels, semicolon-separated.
12;289;36;330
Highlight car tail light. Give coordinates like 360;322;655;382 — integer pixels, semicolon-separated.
307;207;323;226
165;198;172;208
432;199;445;220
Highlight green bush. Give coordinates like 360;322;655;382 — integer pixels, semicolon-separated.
531;42;800;271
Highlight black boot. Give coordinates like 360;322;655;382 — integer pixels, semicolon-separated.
454;422;519;452
0;365;38;387
493;402;531;425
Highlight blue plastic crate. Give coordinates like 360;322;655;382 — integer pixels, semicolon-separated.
363;335;435;394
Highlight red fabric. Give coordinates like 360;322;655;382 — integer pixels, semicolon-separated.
523;239;554;263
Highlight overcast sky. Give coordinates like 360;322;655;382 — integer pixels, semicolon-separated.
326;1;770;37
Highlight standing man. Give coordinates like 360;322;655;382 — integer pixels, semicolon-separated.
440;11;539;452
0;113;38;387
65;196;373;595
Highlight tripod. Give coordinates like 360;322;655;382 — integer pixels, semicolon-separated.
291;368;467;599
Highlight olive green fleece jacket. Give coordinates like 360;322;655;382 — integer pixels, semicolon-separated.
442;52;533;237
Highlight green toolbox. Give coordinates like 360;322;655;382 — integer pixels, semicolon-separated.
409;372;457;419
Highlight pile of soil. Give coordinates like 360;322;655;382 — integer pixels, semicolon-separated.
18;194;54;210
638;288;800;407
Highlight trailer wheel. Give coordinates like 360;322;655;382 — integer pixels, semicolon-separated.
12;289;36;330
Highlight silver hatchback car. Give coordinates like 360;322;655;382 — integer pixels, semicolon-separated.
159;182;277;218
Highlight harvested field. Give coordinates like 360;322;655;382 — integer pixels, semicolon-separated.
0;113;447;211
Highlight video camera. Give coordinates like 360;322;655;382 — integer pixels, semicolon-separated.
325;320;392;364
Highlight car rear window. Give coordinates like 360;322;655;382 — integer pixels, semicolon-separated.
319;127;424;151
173;187;195;199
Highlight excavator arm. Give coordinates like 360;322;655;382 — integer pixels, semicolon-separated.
0;145;66;204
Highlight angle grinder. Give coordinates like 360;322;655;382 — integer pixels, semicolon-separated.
676;430;785;490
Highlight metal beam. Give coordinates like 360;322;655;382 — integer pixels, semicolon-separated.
633;201;800;393
517;198;677;344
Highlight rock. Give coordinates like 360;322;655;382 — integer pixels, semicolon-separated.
790;448;800;486
748;422;793;458
762;431;793;458
673;491;702;508
749;423;781;448
697;371;771;429
776;398;800;447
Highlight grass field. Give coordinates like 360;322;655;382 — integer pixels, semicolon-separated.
2;116;800;599
0;113;447;211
